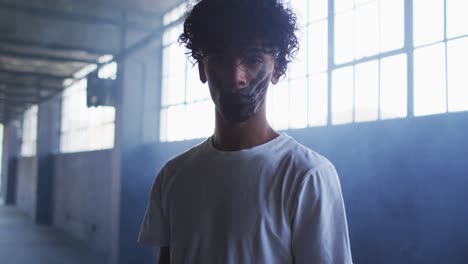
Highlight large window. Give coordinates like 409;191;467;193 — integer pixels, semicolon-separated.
159;0;468;142
330;0;406;124
267;0;330;130
20;105;38;156
160;3;214;142
413;0;468;116
60;62;117;153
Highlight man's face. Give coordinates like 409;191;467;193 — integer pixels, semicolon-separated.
199;45;280;123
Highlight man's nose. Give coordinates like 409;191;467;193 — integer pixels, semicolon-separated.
229;59;248;91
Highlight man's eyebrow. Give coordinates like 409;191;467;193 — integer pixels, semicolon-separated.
243;47;275;54
244;48;263;52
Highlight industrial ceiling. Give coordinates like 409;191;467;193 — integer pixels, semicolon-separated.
0;0;181;123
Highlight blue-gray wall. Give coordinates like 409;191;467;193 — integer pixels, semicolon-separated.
287;112;468;264
130;112;468;264
16;157;37;218
12;150;113;256
52;150;114;255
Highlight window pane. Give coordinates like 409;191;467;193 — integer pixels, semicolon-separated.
380;0;404;52
169;24;183;44
355;1;379;59
186;63;210;103
168;42;185;76
271;79;290;130
166;105;187;142
161;77;170;106
103;123;115;149
98;62;117;80
88;126;99;150
356;0;374;5
308;20;328;73
447;37;468;112
21;105;38;156
60;77;115;152
308;73;328;126
413;0;444;46
289;78;308;129
74;129;85;152
266;86;275;125
163;3;186;26
447;0;468;38
167;44;187;105
167;76;186;105
289;37;308;79
335;0;354;13
355;60;378;122
161;7;220;142
414;43;447;116
335;11;355;64
332;66;354;124
163;26;175;45
160;108;168;142
309;0;328;21
380;54;407;119
291;0;308;26
185;100;215;140
162;47;171;77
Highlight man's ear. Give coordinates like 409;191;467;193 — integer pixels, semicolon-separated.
198;62;207;83
271;64;280;85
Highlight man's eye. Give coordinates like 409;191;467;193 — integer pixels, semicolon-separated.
245;57;262;65
211;56;225;63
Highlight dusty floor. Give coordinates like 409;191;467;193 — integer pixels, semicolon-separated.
0;202;107;264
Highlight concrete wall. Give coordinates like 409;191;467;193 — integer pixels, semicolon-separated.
52;149;114;255
2;120;21;205
128;111;468;264
287;112;468;264
16;157;37;218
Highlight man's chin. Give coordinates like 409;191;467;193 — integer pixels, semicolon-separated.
222;112;255;124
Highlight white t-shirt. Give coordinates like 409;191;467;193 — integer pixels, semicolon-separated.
138;133;353;263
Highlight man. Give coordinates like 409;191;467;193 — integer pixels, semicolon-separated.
138;0;353;263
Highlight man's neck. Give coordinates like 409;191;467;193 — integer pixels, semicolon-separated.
212;107;279;151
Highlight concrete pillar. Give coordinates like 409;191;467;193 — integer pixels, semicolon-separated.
34;96;61;224
1;120;21;205
109;21;163;264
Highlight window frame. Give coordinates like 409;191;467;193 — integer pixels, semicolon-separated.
158;0;468;142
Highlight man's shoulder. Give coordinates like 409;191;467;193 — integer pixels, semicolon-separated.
159;138;209;176
280;135;334;174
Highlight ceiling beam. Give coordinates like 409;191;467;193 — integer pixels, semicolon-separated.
0;102;27;113
0;90;38;97
0;69;71;80
0;109;25;115
0;3;156;32
0;37;115;56
0;49;98;64
0;102;29;120
0;97;39;104
0;79;62;92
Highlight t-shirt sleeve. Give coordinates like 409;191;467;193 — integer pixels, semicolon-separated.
137;171;170;247
291;163;353;264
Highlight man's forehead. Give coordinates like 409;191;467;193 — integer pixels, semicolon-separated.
207;46;276;56
206;40;276;55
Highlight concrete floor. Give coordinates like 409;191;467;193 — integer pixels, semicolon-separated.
0;202;107;264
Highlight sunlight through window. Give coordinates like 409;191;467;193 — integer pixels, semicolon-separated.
414;43;447;116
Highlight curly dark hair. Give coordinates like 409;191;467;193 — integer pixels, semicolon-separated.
178;0;299;78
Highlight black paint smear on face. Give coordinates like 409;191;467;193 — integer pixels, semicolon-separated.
209;65;271;122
